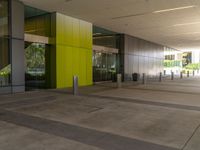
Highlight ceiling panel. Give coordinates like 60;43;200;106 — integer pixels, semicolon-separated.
20;0;200;51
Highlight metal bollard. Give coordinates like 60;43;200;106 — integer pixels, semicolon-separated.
171;72;174;80
159;72;162;82
193;70;195;76
73;76;78;95
180;72;183;79
187;71;190;77
142;73;146;84
164;70;166;76
117;74;122;88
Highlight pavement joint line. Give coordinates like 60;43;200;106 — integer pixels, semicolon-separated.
84;94;200;112
0;94;60;105
0;110;179;150
19;89;200;113
0;95;58;109
143;82;200;88
123;86;200;96
87;107;104;113
181;123;200;150
93;82;200;96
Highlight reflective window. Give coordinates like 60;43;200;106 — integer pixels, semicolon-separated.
93;52;117;82
25;6;51;37
24;6;51;90
25;43;46;90
0;0;11;88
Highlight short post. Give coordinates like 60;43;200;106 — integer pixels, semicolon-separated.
159;72;162;82
164;70;166;76
187;71;190;77
73;76;78;95
171;72;174;80
180;71;183;79
117;74;122;88
142;73;146;84
193;70;195;76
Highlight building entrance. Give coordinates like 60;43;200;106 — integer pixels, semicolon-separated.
93;45;118;82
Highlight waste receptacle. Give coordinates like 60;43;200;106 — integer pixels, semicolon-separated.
132;73;139;81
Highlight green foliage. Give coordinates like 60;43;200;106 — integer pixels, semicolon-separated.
184;63;200;70
164;60;182;68
26;43;45;72
0;65;11;77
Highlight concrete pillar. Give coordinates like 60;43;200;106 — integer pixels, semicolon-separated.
11;0;25;93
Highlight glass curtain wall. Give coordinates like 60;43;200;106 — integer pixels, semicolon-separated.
25;43;46;90
25;6;51;90
0;0;11;89
93;27;121;82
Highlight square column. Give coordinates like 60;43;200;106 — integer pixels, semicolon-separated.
10;0;25;93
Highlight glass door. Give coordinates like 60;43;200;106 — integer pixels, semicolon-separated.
93;52;117;82
107;53;117;81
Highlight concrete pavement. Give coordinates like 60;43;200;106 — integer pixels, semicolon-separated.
0;77;200;149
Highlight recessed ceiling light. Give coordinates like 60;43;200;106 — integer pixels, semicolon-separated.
167;32;200;37
173;21;200;27
93;33;102;35
184;32;200;35
153;5;196;13
112;5;197;20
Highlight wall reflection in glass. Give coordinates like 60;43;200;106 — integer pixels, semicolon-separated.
0;0;11;87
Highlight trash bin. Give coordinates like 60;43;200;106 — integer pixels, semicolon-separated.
132;73;139;81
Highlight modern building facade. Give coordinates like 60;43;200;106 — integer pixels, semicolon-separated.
0;0;93;94
0;0;179;94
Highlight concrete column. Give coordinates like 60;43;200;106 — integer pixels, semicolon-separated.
10;0;25;93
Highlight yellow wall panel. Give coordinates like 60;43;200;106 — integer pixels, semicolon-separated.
55;13;93;88
72;19;80;47
72;47;80;77
64;16;73;46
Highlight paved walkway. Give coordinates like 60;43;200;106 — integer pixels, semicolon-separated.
0;77;200;150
